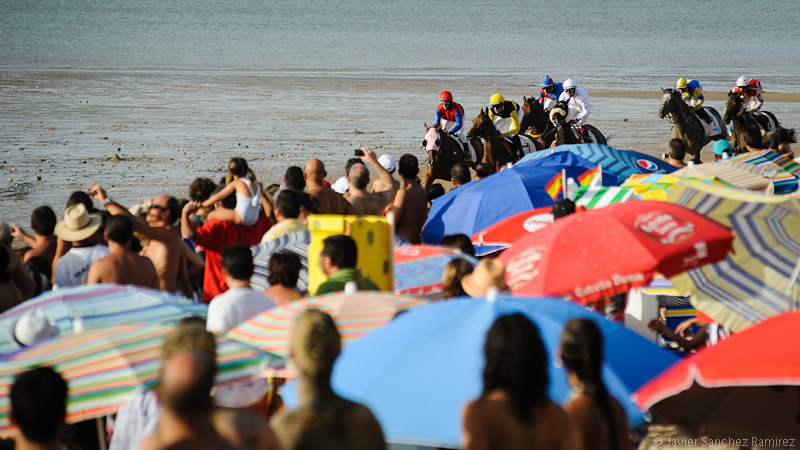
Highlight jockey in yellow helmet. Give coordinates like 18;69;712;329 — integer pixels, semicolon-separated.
676;77;710;123
487;93;520;137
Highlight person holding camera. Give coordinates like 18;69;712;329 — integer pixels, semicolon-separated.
345;148;397;216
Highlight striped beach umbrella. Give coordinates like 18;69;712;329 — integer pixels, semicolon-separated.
727;149;800;177
0;322;282;436
250;231;311;293
672;163;774;193
226;291;426;357
394;245;478;296
0;284;207;356
517;143;676;179
716;159;798;194
621;173;733;201
666;181;800;332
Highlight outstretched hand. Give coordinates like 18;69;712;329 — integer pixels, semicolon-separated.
86;184;107;203
358;147;377;164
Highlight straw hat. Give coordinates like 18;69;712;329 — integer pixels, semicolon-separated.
54;203;102;242
461;259;509;298
9;308;59;350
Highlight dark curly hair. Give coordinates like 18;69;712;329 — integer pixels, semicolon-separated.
482;313;549;422
189;177;217;202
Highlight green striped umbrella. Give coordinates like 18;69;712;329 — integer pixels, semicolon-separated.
0;323;283;436
573;185;635;208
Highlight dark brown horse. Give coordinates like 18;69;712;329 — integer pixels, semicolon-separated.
421;124;483;188
520;96;557;149
659;88;727;162
466;108;519;173
723;91;780;153
548;101;608;146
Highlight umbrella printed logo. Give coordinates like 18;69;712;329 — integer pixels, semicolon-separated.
634;211;694;244
505;246;545;289
522;213;554;233
637;159;659;172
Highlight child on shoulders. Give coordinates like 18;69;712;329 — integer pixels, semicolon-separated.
202;157;262;226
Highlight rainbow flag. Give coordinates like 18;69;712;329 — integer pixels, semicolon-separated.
545;171;563;200
577;165;602;186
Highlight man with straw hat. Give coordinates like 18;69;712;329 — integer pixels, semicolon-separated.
53;203;108;288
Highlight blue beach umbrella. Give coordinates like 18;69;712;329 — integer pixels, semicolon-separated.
421;152;617;244
518;143;677;180
286;295;678;448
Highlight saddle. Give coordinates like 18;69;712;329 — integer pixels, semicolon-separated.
693;108;722;137
502;135;534;159
447;133;473;163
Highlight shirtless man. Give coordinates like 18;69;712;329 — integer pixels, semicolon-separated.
345;148;397;216
0;244;35;313
10;206;58;264
88;184;192;298
304;158;357;215
271;310;385;450
88;215;158;289
389;154;427;243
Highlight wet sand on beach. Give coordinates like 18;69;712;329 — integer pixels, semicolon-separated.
2;70;799;226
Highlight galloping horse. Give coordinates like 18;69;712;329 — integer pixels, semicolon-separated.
421;124;483;188
466;108;526;173
659;88;727;162
548;101;608;146
520;97;556;149
723;91;780;153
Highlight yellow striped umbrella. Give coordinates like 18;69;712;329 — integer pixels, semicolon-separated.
226;291;426;357
666;181;800;332
621;173;732;201
0;323;282;436
672;163;774;194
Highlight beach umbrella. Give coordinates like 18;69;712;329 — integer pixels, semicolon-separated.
727;149;800;177
0;284;207;356
393;245;478;296
0;322;282;435
421;152;617;244
517;143;677;179
498;201;735;304
250;231;311;293
621;173;733;201
633;311;800;439
665;181;800;332
672;163;774;193
716;159;798;194
471;185;635;248
225;291;426;357
288;295;678;448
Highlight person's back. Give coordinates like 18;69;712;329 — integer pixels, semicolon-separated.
564;393;629;450
88;215;158;288
391;155;427;244
305;158;357;215
346;149;396;216
463;391;572;450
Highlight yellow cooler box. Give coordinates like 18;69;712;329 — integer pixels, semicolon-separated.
307;215;394;295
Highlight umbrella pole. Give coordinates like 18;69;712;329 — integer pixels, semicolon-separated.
96;417;107;450
787;256;800;311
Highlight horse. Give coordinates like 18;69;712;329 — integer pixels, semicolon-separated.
466;108;532;173
421;124;483;188
723;91;781;153
548;101;608;146
520;96;556;149
658;88;727;162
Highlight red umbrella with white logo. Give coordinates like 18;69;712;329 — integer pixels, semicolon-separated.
498;201;734;304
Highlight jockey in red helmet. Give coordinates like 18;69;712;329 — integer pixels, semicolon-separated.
434;91;473;162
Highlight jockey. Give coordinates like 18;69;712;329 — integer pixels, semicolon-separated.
676;77;710;123
434;91;473;162
557;79;591;140
539;76;563;113
488;93;521;137
733;76;765;116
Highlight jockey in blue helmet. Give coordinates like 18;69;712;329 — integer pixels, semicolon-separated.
539;76;564;112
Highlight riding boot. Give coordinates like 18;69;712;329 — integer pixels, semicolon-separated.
460;141;473;163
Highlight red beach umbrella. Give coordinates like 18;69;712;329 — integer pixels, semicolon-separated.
471;206;553;248
498;201;734;303
633;311;800;440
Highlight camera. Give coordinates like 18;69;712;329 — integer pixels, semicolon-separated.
354;149;364;157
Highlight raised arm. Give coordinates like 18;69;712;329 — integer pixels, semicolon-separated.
181;201;201;241
202;182;237;209
361;148;396;195
9;224;36;248
88;184;173;243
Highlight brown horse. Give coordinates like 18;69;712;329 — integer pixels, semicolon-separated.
466;108;519;173
421;124;483;188
723;91;780;153
520;96;557;149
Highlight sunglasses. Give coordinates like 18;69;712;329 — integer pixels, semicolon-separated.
149;202;166;211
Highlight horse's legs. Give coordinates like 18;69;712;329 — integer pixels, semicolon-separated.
423;167;434;189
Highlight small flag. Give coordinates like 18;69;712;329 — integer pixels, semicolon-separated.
545;171;563;200
577;165;602;186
